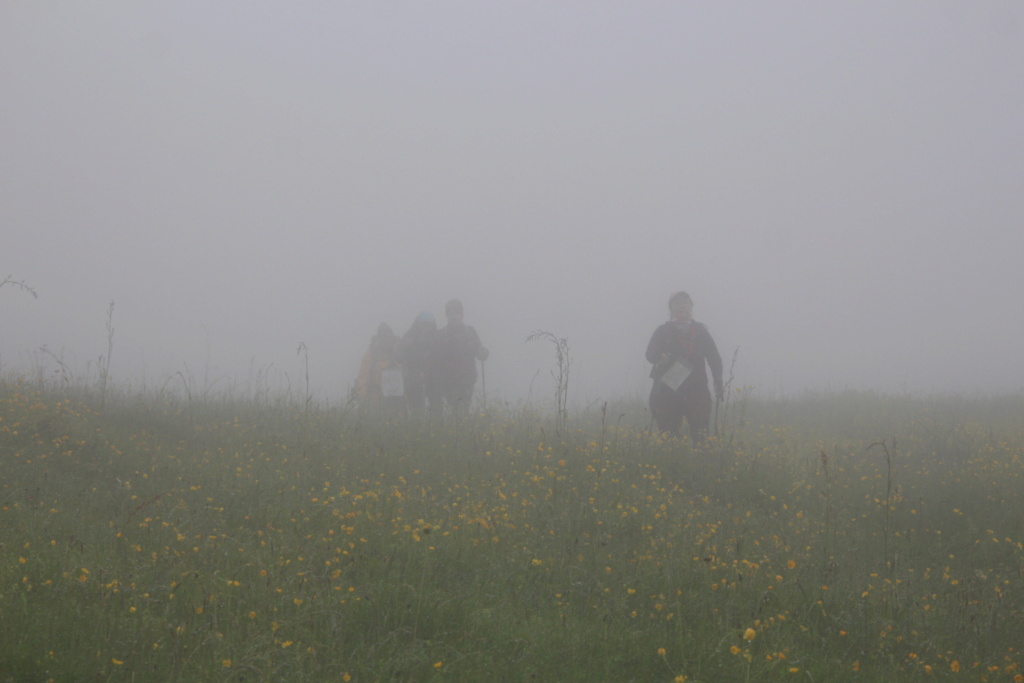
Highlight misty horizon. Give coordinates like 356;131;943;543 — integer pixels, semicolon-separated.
4;3;1023;406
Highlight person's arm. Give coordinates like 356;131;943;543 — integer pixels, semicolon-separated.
647;325;679;380
645;325;666;365
702;326;724;399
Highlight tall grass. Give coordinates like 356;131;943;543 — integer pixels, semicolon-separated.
2;376;1023;682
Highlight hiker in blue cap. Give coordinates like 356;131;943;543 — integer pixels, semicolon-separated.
401;311;441;415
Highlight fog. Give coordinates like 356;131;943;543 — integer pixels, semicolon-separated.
3;2;1023;406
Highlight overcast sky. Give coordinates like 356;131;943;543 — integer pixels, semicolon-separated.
3;2;1023;406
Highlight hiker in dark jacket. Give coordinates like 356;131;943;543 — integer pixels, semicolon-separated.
437;299;488;414
646;291;724;444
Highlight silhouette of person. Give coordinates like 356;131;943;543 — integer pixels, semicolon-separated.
646;291;723;443
401;311;441;415
355;323;404;413
436;299;488;414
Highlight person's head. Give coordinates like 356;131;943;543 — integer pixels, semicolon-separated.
373;323;396;350
668;291;693;322
445;299;464;324
413;310;436;331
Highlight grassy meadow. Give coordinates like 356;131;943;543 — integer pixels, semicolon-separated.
2;377;1024;682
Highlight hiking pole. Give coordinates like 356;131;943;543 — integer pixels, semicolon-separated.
480;359;487;408
713;395;722;436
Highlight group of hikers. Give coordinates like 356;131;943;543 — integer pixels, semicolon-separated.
354;290;724;446
353;299;488;416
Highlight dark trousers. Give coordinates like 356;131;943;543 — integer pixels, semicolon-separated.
650;382;712;445
405;375;440;415
441;378;476;415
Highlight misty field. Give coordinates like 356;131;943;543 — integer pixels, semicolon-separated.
2;379;1024;682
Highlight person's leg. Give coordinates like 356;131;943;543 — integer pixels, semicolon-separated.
441;379;472;416
405;378;425;412
661;409;684;437
684;389;713;446
453;379;475;415
651;385;684;437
